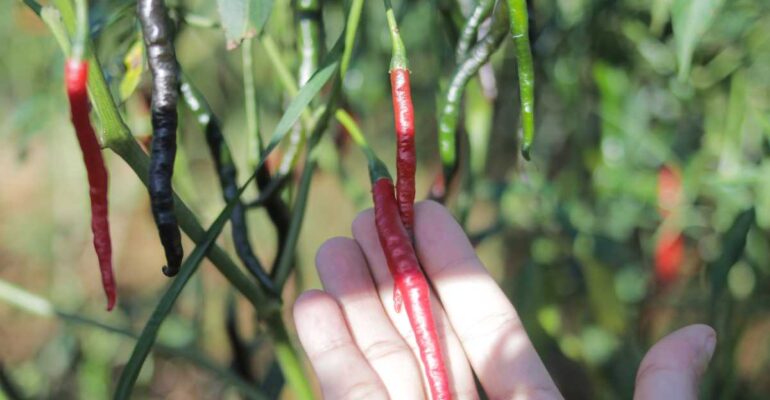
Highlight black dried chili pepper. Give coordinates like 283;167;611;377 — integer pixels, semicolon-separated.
138;0;183;276
179;78;278;294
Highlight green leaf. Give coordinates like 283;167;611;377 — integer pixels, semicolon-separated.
217;0;274;50
262;36;343;158
118;40;144;101
113;191;243;399
672;0;725;81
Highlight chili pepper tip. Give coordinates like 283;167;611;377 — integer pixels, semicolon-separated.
162;265;179;277
522;144;532;161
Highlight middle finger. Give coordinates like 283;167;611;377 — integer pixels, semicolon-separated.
352;210;479;400
316;237;424;399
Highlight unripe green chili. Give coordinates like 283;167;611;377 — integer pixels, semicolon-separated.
179;78;277;294
138;0;183;277
277;0;325;176
438;8;507;189
455;0;493;62
507;0;535;159
384;3;416;236
296;0;324;87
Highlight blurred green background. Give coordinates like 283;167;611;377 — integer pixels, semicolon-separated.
1;0;770;398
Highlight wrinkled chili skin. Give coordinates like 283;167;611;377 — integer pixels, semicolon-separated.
65;60;116;311
138;0;183;276
372;178;451;400
390;68;416;235
179;79;278;293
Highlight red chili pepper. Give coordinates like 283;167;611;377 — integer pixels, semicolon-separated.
390;68;416;235
65;59;116;311
371;175;451;400
655;231;684;284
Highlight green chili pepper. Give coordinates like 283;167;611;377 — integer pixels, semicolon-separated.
438;7;507;191
455;0;494;62
277;0;325;176
507;0;535;159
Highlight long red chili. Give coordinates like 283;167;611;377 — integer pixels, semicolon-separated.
65;60;116;311
390;67;416;235
370;167;451;400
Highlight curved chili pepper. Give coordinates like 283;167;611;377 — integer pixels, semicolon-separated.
138;0;183;277
65;60;116;311
506;0;536;159
455;0;494;62
385;7;416;236
179;79;277;294
370;165;451;400
438;10;507;190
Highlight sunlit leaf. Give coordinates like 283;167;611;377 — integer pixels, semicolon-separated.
672;0;725;81
118;40;143;101
217;0;274;50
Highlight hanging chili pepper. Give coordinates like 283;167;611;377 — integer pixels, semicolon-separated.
65;60;117;311
63;0;116;311
276;0;326;177
384;4;416;236
506;0;536;159
655;231;684;285
369;162;452;400
438;9;507;191
339;98;452;399
179;79;278;294
138;0;183;277
455;0;494;62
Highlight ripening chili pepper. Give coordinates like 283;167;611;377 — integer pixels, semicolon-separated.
65;60;117;311
370;165;452;400
455;0;494;62
438;9;507;190
385;5;417;236
506;0;536;159
179;79;278;294
138;0;183;277
655;230;684;285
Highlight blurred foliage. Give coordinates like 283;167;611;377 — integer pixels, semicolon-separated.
1;0;770;399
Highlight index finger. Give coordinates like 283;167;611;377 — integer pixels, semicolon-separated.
413;201;562;400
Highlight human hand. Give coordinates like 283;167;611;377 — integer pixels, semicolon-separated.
293;201;716;399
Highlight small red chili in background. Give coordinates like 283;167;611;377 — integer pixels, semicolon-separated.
655;165;684;285
65;60;116;311
655;231;684;285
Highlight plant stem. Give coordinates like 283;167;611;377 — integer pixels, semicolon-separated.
267;313;315;400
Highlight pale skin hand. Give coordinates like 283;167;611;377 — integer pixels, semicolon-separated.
294;201;717;400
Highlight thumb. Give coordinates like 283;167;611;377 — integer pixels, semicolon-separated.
634;324;716;400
